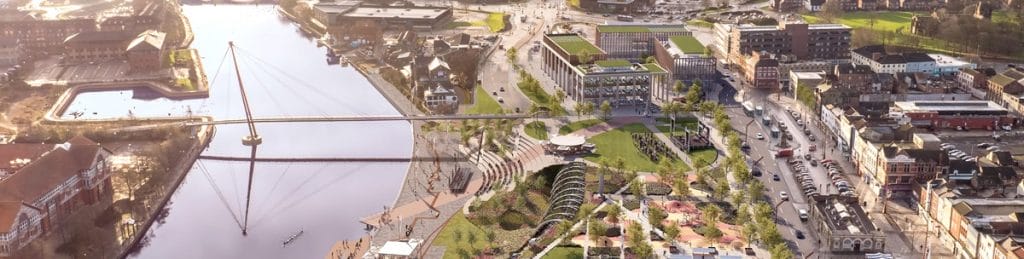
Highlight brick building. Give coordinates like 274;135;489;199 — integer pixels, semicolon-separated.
728;21;851;66
62;31;138;64
540;33;670;106
652;35;717;85
0;136;112;256
580;0;654;13
126;30;166;72
741;51;780;89
852;132;947;196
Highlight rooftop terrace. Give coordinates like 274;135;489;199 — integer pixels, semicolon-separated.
668;35;707;55
596;24;688;33
548;34;604;56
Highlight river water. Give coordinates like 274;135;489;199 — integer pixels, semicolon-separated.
125;5;413;258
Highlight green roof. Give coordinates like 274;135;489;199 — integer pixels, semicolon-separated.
548;35;603;56
594;59;631;67
597;25;687;33
669;35;707;55
642;63;665;73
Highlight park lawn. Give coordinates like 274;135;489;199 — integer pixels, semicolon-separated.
465;87;503;114
686;19;714;28
566;0;580;7
687;149;719;168
435;212;491;258
542;246;584;259
525;121;549;140
485;12;506;32
993;11;1021;25
519;83;553;105
654;117;699;136
559;119;605;135
584;123;660;172
801;11;957;55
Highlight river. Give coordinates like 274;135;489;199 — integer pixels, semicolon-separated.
125;5;413;258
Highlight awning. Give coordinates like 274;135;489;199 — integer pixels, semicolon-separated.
550;134;586;147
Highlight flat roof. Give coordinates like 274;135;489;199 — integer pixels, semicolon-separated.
668;35;706;55
597;24;687;33
547;34;603;56
736;24;779;32
893;101;1008;114
928;54;973;67
343;6;449;20
791;71;823;80
595;59;631;67
808;24;851;30
642;63;665;73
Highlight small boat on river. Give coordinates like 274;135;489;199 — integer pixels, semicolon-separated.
282;229;304;247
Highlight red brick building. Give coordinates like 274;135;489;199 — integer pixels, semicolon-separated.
126;30;166;72
0;136;111;256
741;51;780;89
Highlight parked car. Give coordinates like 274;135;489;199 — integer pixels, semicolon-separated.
756;133;764;140
772;174;780;181
794;230;805;239
799;209;809;221
779;191;789;201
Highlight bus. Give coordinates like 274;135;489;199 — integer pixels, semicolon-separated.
742;101;755;116
616;15;634;22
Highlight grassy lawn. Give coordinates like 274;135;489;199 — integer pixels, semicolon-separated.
687;149;719;168
435;212;491;258
542;247;584;259
548;35;603;56
993;11;1021;25
584;123;659;172
519;83;552;106
566;0;580;7
686;19;714;28
465;87;502;114
801;11;958;54
669;35;707;55
559;119;605;135
447;21;474;29
485;12;506;32
525;121;548;140
654;117;699;136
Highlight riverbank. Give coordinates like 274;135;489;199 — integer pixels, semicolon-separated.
116;121;215;258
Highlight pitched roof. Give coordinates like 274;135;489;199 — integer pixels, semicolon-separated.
0;136;105;204
427;57;449;71
64;31;136;46
0;144;52;171
0;201;35;233
126;30;165;52
903;53;934;63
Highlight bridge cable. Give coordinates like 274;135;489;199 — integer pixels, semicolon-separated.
247;162;330;227
250;163;370;228
239;54;338;118
237;55;297;118
196;159;244;230
233;46;372;117
206;48;232;115
250;161;293;218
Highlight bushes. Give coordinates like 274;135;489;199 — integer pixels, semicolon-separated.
645;182;673;196
498;210;529;230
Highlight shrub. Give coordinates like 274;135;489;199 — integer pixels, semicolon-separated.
645;182;673;196
622;199;641;211
605;226;622;237
498;211;528;230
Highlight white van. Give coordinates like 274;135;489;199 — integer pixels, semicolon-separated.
799;209;809;221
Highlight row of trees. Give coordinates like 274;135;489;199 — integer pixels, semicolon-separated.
705;94;793;259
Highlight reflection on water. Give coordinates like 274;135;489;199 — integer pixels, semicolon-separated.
60;89;207;119
128;5;412;259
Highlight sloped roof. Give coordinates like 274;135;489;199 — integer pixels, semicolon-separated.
0;144;53;171
126;30;165;52
0;136;105;205
64;31;136;46
0;201;34;233
427;57;449;71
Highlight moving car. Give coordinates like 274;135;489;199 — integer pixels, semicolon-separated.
794;230;805;239
799;209;809;221
756;133;764;140
772;174;780;181
779;191;789;201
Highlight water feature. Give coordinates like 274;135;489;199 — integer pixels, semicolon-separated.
121;5;413;258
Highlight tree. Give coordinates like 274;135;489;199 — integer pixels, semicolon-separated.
607;205;623;223
614;157;627;175
577;203;597;221
628;179;645;199
736;203;751;226
820;0;844;23
656;158;675;184
748;180;765;203
713;180;730;200
644;56;657;64
600;100;612;119
664;221;681;242
701;224;723;243
588;221;607;245
741;222;757;242
701;204;722;225
649;206;668;228
673;80;685;94
573;102;584;118
674;178;691;197
582;101;596;118
770;243;795;259
557;220;574;237
506;47;518;63
685;81;703;111
730;191;746;207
